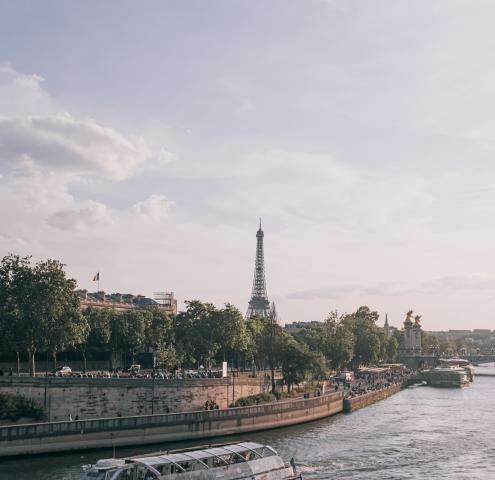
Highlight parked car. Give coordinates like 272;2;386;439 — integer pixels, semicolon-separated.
55;366;72;376
336;371;354;382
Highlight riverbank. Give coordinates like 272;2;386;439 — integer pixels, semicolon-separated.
343;383;403;412
0;391;344;457
0;380;410;458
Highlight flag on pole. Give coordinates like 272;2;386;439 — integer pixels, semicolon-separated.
92;272;100;282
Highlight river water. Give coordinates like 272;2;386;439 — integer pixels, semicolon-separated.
2;369;495;480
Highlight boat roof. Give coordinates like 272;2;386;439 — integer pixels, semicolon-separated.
129;442;270;468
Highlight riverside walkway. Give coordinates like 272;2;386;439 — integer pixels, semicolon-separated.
0;391;344;457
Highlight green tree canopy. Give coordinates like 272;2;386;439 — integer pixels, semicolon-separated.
174;300;221;368
278;334;326;391
144;305;176;369
0;255;82;375
342;306;383;368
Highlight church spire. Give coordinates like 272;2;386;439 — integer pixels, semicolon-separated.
384;313;390;339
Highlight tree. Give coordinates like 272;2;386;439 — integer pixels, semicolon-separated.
109;312;127;370
144;306;176;369
343;306;383;367
84;307;113;349
0;255;82;376
245;315;269;369
79;307;111;371
0;255;41;375
34;259;84;371
292;322;327;355
289;313;355;371
322;311;355;370
0;280;23;373
120;309;150;365
386;335;400;362
278;334;326;392
214;304;249;368
173;300;220;368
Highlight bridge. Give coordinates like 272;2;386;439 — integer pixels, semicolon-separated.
400;354;495;368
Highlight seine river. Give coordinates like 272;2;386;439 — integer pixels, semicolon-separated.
2;368;495;480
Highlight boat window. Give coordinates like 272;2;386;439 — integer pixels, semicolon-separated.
228;453;245;464
135;466;157;480
155;464;171;476
253;448;266;458
175;460;206;472
261;447;277;458
239;450;257;461
177;462;193;472
208;455;230;468
113;470;134;480
221;447;250;464
113;466;157;480
169;464;184;475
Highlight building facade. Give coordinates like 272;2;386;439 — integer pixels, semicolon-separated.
77;290;178;316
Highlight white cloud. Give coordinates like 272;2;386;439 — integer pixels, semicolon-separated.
0;64;171;238
47;201;116;232
0;115;150;181
3;159;73;210
0;63;56;117
132;195;174;222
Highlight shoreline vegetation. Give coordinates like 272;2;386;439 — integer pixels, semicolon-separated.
0;392;45;424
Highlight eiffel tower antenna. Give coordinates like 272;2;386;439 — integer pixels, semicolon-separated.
246;220;271;319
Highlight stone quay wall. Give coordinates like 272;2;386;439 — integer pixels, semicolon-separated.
0;375;269;422
343;383;403;413
0;392;344;457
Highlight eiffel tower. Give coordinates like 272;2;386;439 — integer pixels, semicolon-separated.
246;220;271;319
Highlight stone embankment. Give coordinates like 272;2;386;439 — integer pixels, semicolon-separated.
0;391;344;457
0;380;408;458
0;375;268;422
343;383;403;413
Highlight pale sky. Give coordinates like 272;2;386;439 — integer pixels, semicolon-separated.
1;0;495;329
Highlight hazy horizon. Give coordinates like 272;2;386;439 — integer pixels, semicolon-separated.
2;1;495;329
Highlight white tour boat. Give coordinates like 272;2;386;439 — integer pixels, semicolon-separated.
81;442;300;480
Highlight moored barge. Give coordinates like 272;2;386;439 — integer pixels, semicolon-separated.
423;366;471;388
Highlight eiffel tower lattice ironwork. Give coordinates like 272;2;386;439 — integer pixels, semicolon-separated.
246;220;271;319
